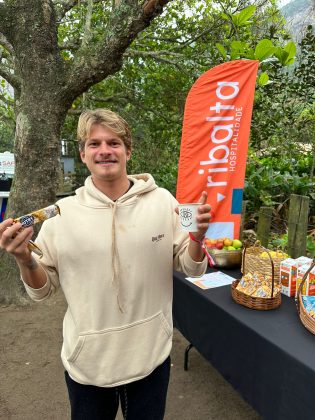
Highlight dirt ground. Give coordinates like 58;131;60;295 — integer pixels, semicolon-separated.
0;290;261;420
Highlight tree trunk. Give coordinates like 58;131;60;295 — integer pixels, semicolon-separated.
0;0;172;304
1;98;68;304
0;251;30;305
7;104;67;217
0;1;70;303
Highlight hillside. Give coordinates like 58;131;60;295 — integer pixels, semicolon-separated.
281;0;315;41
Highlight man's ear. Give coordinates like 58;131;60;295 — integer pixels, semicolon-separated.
80;150;86;163
126;150;131;161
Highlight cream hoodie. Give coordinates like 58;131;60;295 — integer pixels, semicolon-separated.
23;174;207;387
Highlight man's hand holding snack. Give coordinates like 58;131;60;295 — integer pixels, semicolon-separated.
0;218;33;263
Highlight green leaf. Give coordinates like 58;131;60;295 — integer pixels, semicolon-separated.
254;39;274;61
246;48;256;60
215;43;227;59
273;41;296;66
273;46;283;62
307;237;315;250
273;47;290;65
281;51;289;63
220;12;229;21
282;41;296;65
258;72;269;86
231;14;239;26
284;41;296;60
231;40;244;52
231;48;240;60
237;5;256;25
285;57;295;66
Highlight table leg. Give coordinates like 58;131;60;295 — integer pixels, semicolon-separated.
184;343;194;371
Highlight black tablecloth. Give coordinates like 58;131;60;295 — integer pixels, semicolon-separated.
173;268;315;420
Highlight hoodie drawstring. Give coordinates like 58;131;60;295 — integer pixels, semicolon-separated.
111;202;124;312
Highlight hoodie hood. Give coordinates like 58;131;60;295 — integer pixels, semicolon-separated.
75;173;158;208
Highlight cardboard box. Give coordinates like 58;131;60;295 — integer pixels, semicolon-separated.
296;263;315;296
280;258;298;297
280;257;313;297
295;256;313;266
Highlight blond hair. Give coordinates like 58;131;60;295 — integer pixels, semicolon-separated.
77;109;132;151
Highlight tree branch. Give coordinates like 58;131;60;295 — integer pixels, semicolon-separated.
0;63;21;91
88;94;129;103
59;40;80;51
124;49;184;70
54;0;103;21
54;0;80;21
67;93;128;114
0;92;14;107
127;48;183;58
0;33;14;55
0;112;15;125
81;0;94;47
0;4;9;36
112;0;122;9
63;0;173;101
143;0;169;15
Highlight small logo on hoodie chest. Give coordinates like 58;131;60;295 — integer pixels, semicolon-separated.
152;234;165;243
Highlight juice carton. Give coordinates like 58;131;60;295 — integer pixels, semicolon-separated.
280;258;298;297
296;262;315;296
294;257;313;296
280;256;313;297
295;256;312;266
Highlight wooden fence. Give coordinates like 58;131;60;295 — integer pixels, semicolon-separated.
255;194;310;258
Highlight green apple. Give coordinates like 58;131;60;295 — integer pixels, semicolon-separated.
227;246;236;250
232;239;242;249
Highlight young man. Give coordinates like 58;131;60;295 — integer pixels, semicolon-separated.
0;109;211;420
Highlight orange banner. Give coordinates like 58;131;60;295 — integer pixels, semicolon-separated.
176;60;259;239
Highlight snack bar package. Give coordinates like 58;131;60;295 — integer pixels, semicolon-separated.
302;296;315;320
236;271;280;298
13;204;61;257
14;204;60;227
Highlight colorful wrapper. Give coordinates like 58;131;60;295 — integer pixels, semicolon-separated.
14;204;60;227
236;271;280;298
13;204;60;258
302;296;315;320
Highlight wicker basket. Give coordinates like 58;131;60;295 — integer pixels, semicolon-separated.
231;246;281;310
241;243;286;283
296;260;315;335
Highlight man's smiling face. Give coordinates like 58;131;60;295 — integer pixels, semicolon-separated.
80;124;131;185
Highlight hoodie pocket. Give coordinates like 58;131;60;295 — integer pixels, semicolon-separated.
65;311;172;386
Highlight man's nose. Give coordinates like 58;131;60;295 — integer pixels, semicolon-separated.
99;142;111;154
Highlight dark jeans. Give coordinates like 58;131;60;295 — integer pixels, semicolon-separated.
65;356;171;420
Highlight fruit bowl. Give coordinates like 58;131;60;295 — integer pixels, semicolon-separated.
208;248;242;268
